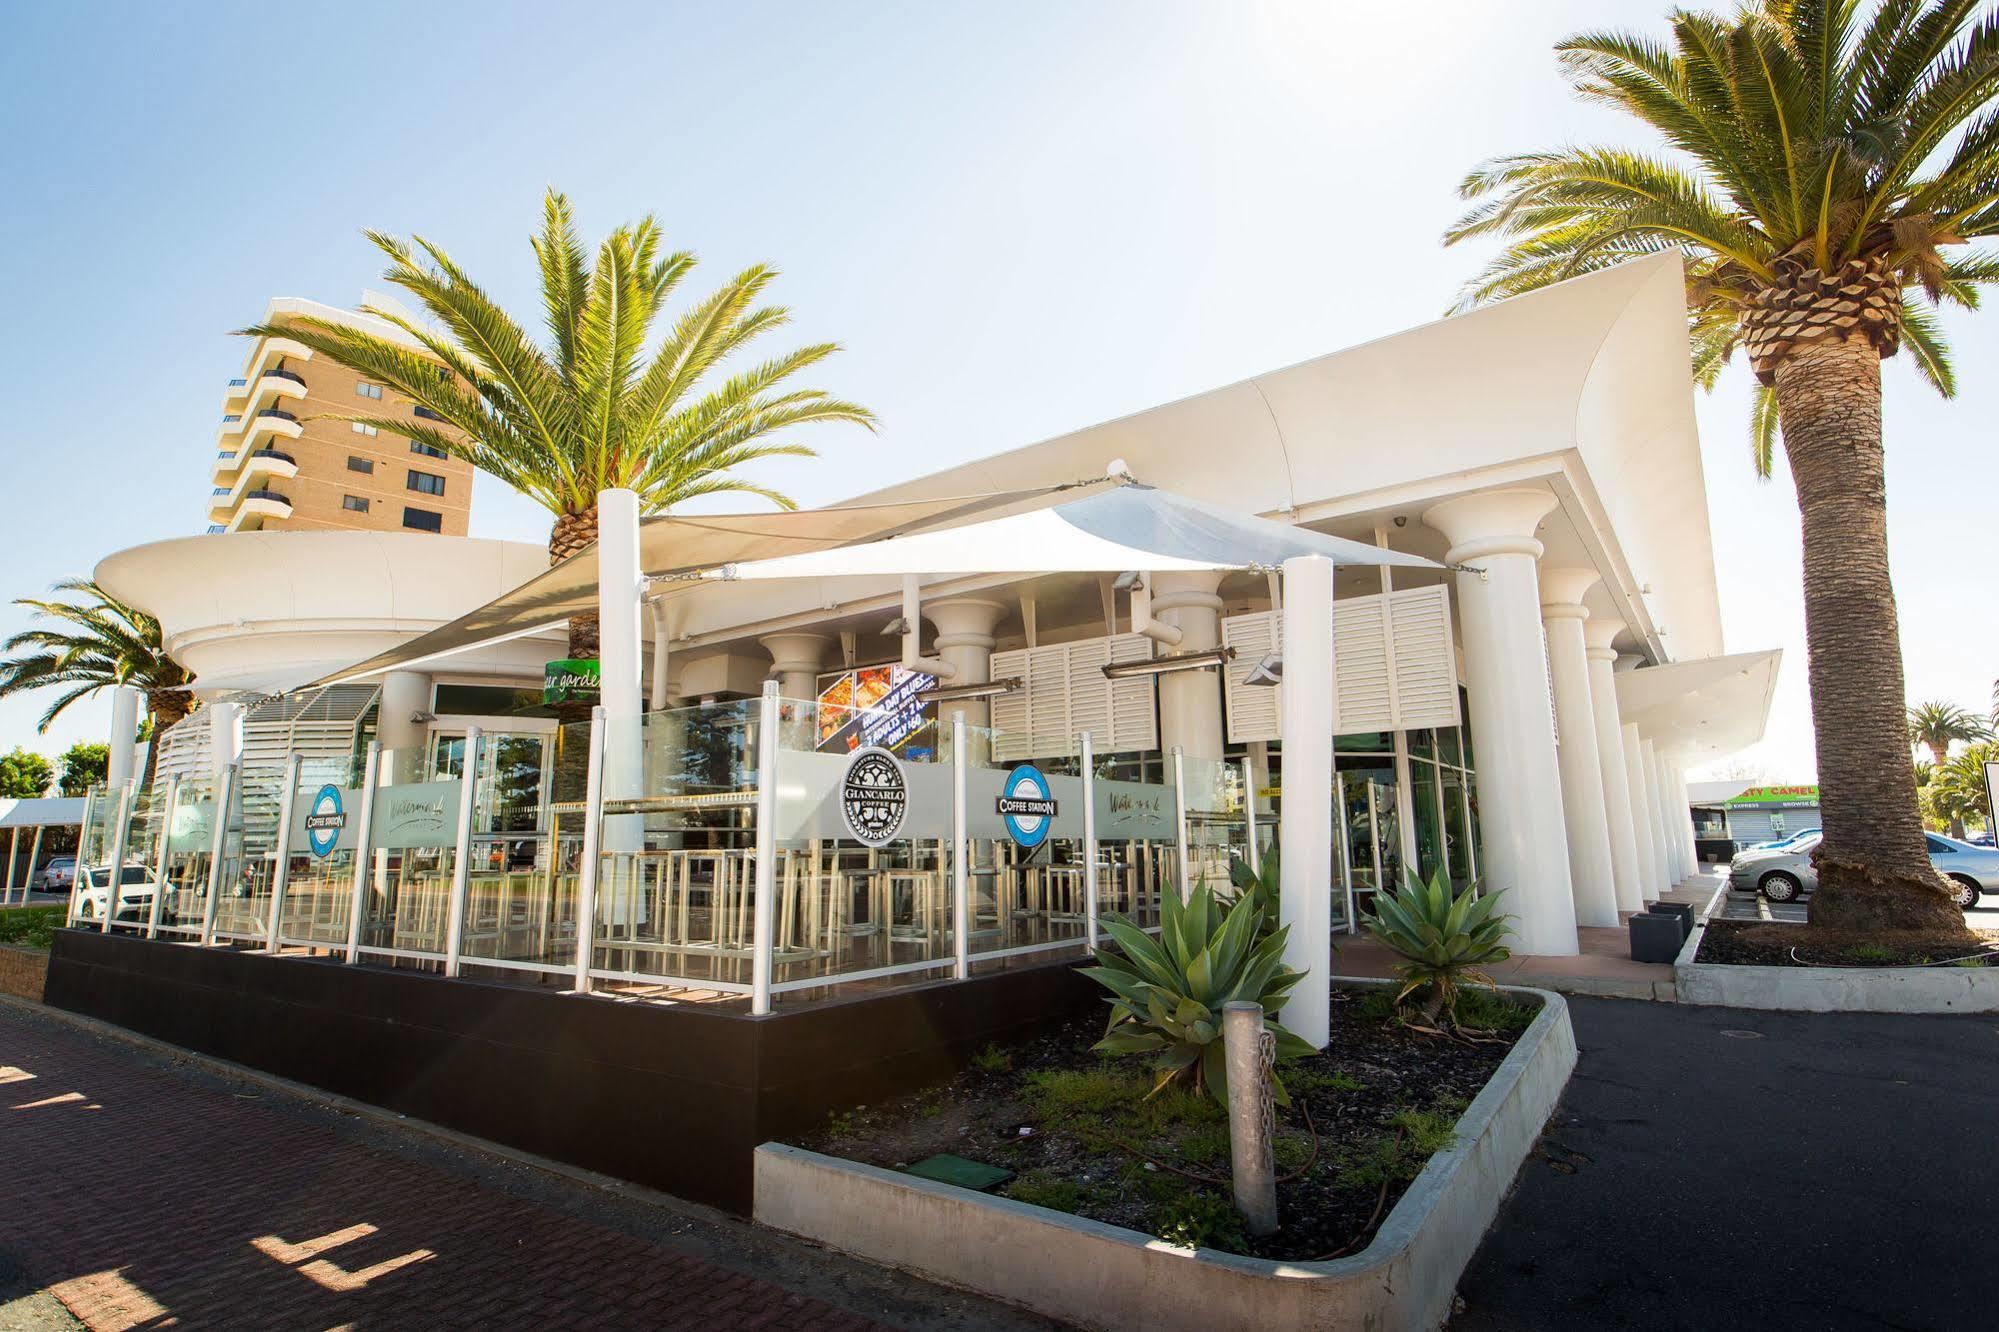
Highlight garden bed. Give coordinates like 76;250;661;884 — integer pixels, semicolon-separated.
1695;918;1999;968
791;985;1534;1262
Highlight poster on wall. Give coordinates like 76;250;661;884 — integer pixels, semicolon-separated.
815;664;936;757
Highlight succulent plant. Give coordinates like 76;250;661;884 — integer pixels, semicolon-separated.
1363;868;1513;1033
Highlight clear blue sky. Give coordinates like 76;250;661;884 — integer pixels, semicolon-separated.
2;0;1992;780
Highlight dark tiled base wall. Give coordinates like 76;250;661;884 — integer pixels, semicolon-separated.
43;929;1096;1214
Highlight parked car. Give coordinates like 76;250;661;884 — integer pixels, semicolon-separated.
1745;828;1820;852
73;864;162;923
1962;830;1996;848
34;854;76;892
1729;831;1999;908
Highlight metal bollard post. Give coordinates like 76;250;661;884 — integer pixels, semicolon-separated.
1222;1000;1279;1236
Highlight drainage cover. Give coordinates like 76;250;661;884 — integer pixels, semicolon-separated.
1718;1029;1766;1039
903;1154;1013;1191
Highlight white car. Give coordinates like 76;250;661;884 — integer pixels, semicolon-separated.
73;864;163;923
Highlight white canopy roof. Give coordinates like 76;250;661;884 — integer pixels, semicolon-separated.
699;483;1445;583
1616;649;1784;761
0;797;86;830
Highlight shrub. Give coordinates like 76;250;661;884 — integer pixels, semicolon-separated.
1154;1189;1246;1251
1226;845;1280;927
1363;869;1513;1034
1083;880;1314;1104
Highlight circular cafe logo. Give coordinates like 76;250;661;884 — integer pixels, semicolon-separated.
841;747;907;846
303;784;347;858
996;764;1059;849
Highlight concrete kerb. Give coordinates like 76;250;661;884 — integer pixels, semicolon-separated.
1674;883;1999;1013
754;982;1578;1332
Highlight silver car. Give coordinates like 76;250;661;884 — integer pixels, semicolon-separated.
1729;830;1999;908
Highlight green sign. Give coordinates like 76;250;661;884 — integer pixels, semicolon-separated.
543;658;600;705
1724;784;1820;807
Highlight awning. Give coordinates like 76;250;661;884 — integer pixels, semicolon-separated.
698;483;1446;582
309;481;1094;687
1616;649;1783;761
0;797;87;830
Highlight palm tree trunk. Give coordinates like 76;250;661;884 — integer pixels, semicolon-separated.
549;506;602;661
1773;333;1964;934
139;691;192;794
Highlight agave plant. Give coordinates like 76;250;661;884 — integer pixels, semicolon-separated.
1225;844;1280;927
1083;880;1314;1105
1363;870;1513;1034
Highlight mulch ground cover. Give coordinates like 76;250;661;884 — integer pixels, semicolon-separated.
792;986;1532;1262
1696;917;1999;968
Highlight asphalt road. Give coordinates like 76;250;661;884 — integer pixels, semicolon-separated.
1453;996;1999;1330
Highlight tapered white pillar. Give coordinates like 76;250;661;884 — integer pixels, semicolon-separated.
107;685;141;791
1276;555;1333;1049
1622;722;1664;899
1538;569;1619;928
927;599;1008;730
760;633;831;751
1151;572;1226;762
1423;489;1577;956
1664;756;1691;881
1654;751;1683;883
1638;739;1672;890
1675;767;1700;867
208;701;243;785
1583;621;1645;913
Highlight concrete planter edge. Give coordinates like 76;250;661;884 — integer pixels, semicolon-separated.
753;980;1577;1332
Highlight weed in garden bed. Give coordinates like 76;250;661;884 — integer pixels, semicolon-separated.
794;987;1531;1262
0;906;62;950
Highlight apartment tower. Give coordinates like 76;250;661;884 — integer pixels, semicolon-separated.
208;298;474;535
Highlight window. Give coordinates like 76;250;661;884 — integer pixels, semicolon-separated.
346;456;374;474
410;440;447;458
412;405;445;421
407;469;446;496
342;495;370;513
1925;835;1955;854
402;506;443;533
355;382;385;400
352;422;378;437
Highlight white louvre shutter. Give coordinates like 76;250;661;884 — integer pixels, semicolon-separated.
987;633;1158;761
1385;586;1462;730
1105;633;1158;753
1333;598;1393;733
1223;611;1281;743
989;647;1030;760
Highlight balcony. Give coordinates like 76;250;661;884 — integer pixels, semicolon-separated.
224;337;313;404
224;489;294;533
209;447;300;516
217;404;304;453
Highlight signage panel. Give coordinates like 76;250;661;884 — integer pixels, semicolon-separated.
544;658;601;705
374;780;462;850
815;664;935;755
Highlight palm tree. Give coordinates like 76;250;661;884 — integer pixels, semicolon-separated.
1907;698;1991;768
1927;741;1995;838
0;579;194;792
1445;0;1999;935
241;190;874;663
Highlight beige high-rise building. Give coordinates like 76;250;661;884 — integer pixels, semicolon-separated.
207;298;475;535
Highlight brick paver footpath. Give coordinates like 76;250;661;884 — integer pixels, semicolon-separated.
0;1004;925;1331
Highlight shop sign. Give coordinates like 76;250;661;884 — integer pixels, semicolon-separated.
166;799;215;853
996;764;1058;848
375;781;461;850
840;747;908;846
815;664;935;756
303;785;347;857
543;658;601;705
1723;784;1820;809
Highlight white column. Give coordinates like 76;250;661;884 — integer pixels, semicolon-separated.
927;598;1008;732
1277;554;1333;1049
1662;755;1690;882
107;685;141;791
377;670;433;761
1638;739;1673;890
1622;722;1664;900
1583;620;1645;914
1675;767;1700;868
597;489;645;854
1151;572;1226;761
649;602;674;711
1538;569;1619;928
759;632;830;752
1423;488;1578;956
208;701;244;785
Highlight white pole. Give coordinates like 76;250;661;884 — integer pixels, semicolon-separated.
5;827;18;903
1241;755;1260;875
25;826;44;905
67;788;95;927
1171;746;1190;903
649;602;671;712
751;682;780;1014
345;742;381;964
952;714;970;980
1081;730;1099;947
146;775;182;939
264;753;303;952
1277;553;1333;1050
597;488;645;857
99;782;135;934
106;685;141;792
444;727;481;977
201;763;237;945
572;708;607;994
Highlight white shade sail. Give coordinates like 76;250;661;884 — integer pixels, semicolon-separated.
701;483;1445;582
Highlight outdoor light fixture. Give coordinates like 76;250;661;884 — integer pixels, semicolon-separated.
1112;570;1144;592
409;710;437;724
1101;646;1235;679
916;676;1023;704
1242;652;1283;687
880;615;911;636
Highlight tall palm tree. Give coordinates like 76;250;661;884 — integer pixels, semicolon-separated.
0;579;194;792
241;189;874;662
1907;698;1991;767
1927;741;1995;837
1445;0;1999;934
